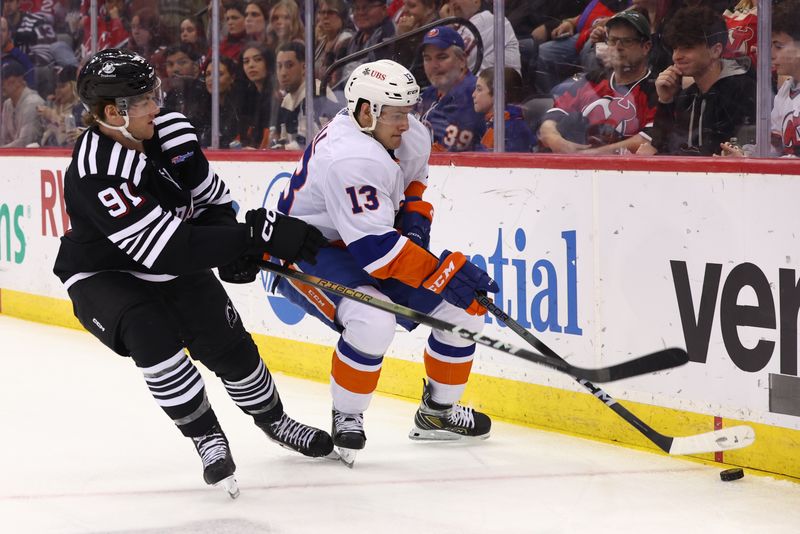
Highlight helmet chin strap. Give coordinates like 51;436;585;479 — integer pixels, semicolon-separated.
350;101;381;133
97;114;143;143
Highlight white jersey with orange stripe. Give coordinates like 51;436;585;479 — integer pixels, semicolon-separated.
278;111;437;285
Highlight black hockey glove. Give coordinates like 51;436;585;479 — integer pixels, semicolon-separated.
244;208;327;264
218;256;260;284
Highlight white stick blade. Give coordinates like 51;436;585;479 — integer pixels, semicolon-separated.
668;425;755;455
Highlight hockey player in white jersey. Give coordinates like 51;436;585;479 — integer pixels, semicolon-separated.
273;59;499;466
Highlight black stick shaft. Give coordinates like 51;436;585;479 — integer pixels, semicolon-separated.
475;294;674;452
260;262;687;383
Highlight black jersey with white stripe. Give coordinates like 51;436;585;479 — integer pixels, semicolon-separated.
54;110;249;288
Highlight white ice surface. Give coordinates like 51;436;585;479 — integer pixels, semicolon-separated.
1;315;799;534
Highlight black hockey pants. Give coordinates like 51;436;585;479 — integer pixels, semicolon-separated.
67;270;280;436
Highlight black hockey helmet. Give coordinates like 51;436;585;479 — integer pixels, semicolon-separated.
77;48;159;114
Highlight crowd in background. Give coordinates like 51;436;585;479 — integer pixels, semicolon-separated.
0;0;797;157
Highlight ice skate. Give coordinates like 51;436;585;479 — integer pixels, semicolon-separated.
332;409;366;468
256;412;334;458
191;424;239;499
408;379;491;441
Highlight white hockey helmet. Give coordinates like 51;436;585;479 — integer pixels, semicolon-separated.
345;59;420;132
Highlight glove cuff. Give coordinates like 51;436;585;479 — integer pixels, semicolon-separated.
405;200;434;222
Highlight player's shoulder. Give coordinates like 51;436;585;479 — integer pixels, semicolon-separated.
325;134;400;186
152;110;199;153
326;113;395;162
70;128;147;185
397;115;432;160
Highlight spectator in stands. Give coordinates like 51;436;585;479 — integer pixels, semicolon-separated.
647;5;755;156
129;7;168;76
219;1;249;62
395;0;440;36
1;58;44;147
81;0;130;60
272;41;338;149
721;0;800;157
38;65;83;147
3;0;57;70
632;0;679;76
266;0;306;51
418;26;485;151
394;0;439;88
180;16;208;62
764;0;800;157
163;44;207;121
239;42;279;148
538;10;658;155
245;0;271;44
1;16;35;88
158;0;206;40
585;1;684;79
505;0;556;91
536;0;628;94
314;0;354;88
338;0;396;88
472;66;535;152
196;55;244;147
445;0;521;75
722;0;758;69
130;7;164;60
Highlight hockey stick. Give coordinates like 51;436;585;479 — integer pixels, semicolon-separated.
475;295;755;455
260;262;688;383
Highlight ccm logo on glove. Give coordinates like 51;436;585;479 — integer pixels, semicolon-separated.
424;254;464;293
259;209;277;242
423;250;499;315
244;208;327;264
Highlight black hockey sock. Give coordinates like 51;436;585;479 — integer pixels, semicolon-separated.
222;358;283;422
139;350;218;437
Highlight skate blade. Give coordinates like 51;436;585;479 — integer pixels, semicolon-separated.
336;447;358;468
408;426;491;441
214;475;240;499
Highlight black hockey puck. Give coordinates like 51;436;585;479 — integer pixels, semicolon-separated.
720;468;744;481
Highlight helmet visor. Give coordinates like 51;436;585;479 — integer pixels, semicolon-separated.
376;106;413;127
119;78;164;117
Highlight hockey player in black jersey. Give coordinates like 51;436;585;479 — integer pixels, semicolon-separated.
53;49;333;498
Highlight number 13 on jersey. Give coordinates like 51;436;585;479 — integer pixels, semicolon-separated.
345;185;379;214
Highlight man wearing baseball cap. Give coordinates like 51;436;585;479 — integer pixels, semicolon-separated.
538;9;659;155
418;26;485;152
1;57;44;147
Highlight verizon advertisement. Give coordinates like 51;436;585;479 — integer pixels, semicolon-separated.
1;154;798;431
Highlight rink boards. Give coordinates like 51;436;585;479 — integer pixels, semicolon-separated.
1;150;799;479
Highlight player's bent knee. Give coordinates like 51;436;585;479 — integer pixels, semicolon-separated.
433;299;486;330
430;299;486;343
337;285;397;356
196;333;262;381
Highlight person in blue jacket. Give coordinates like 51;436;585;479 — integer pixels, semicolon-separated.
418;26;485;152
472;66;536;152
